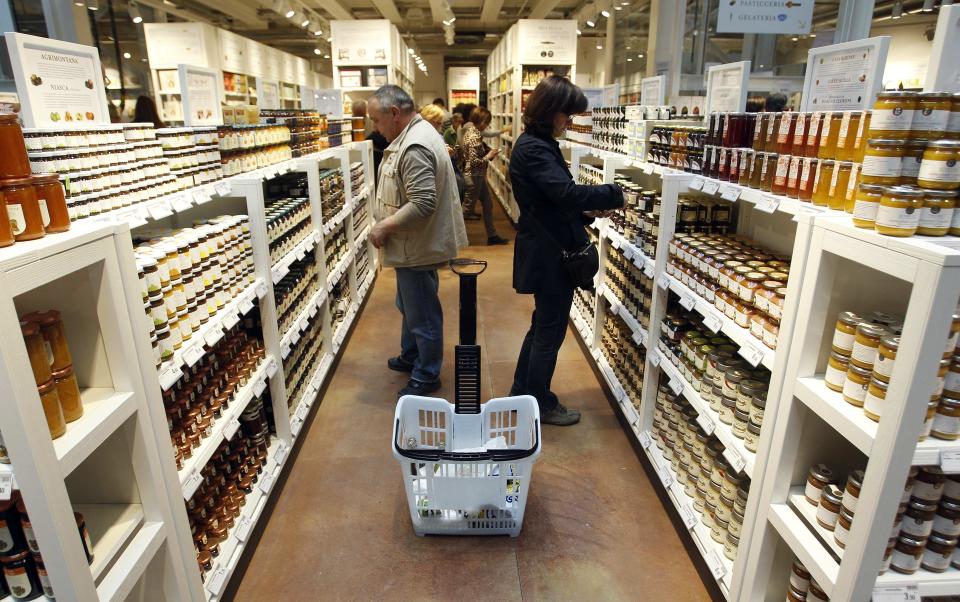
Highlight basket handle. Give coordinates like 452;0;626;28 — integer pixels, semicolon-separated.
393;418;540;461
451;258;487;276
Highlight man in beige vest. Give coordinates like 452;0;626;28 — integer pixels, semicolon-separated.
368;85;468;398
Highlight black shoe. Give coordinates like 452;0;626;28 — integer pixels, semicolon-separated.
541;403;581;426
387;356;415;373
399;378;442;398
464;213;482;221
487;235;509;245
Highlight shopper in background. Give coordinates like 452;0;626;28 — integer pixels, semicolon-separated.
508;75;624;426
421;104;466;201
432;97;452;128
420;103;445;132
367;85;468;398
133;95;164;128
765;93;788;112
461;107;509;245
444;112;463;147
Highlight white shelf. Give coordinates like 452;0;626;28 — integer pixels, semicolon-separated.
769;502;841;599
656;349;755;478
270;231;320;285
158;277;266;391
568;305;594;346
79;502;146;581
787;487;844;560
327;250;354;292
598;284;649;349
55;389;138;476
322;205;350;237
666;274;775;371
178;357;275;498
289;353;333;439
279;288;328;359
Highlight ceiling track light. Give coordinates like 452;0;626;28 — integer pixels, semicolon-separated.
586;19;595;27
74;0;84;5
600;9;610;17
129;2;143;23
87;0;99;10
892;0;903;18
301;17;311;27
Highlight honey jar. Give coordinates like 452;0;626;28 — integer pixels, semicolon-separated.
875;186;924;237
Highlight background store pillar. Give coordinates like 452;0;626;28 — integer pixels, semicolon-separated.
835;0;876;42
645;0;684;99
40;0;95;45
604;13;615;85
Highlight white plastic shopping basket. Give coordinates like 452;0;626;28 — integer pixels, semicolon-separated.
391;259;542;537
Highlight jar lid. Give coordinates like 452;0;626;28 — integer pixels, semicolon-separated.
877;91;919;98
829;350;851;364
856;322;887;338
925;189;960;200
941;499;960;513
885;185;927;198
847;469;865;490
848;363;872;379
928;140;960;150
869;377;889;392
897;533;926;548
747;420;762;434
919;92;953;100
942;394;960;408
909;498;938;513
822;483;843;504
792;558;810;577
809;463;834;481
858;183;886;194
866;138;905;147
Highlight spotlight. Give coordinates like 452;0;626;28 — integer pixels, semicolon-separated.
596;44;603;49
301;17;310;27
576;28;582;35
314;47;321;55
123;51;132;59
586;19;595;27
129;3;143;23
408;48;415;54
313;29;322;36
600;9;610;17
87;0;99;10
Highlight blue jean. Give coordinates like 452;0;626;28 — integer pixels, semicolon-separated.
395;268;443;382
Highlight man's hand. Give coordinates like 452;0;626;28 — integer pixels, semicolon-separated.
369;220;391;248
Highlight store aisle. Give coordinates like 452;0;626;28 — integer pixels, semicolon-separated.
231;206;715;601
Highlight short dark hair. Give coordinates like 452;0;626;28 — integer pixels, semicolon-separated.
455;103;476;121
433;97;446;107
468;106;491;126
522;76;587;138
370;85;415;113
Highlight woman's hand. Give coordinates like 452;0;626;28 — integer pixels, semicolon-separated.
485;148;500;161
585;209;618;219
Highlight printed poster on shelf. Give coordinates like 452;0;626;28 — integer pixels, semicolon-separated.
641;75;665;106
717;0;814;35
517;20;577;65
3;33;110;128
260;80;280;110
800;37;890;112
178;64;222;126
705;61;750;113
330;20;391;66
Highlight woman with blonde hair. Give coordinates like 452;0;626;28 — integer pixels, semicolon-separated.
421;103;466;201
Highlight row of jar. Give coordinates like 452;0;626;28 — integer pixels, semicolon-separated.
611;180;661;260
28;141;168;173
217;125;291;152
164;324;266;471
319;168;346;220
787;559;828;602
647;147;705;176
884;467;960;575
21;122;157;152
647;126;708;152
599;311;645;408
220;145;293;178
1;174;72;248
652;381;750;562
803;463;864;552
283;308;326;412
157;127;220;149
603;244;652;329
19;310;84;440
274;255;320;337
187;398;274;575
266;197;313;262
325;221;349;272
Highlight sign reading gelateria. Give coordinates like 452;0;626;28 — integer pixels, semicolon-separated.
717;0;815;35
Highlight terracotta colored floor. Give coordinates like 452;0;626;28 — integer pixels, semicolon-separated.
231;203;715;601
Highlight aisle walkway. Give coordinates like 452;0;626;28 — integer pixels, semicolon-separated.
232;203;715;601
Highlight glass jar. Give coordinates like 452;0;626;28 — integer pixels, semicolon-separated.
0;113;32;179
772;154;791;195
832;311;861;355
914;92;954;139
918;190;958;236
816;483;843;530
876;186;924;237
798;157;818;202
836;111;862;161
825;351;850;393
918;140;960;190
842;469;864;514
861;139;905;185
870;91;918;139
38;379;66;439
851;321;886;369
899;139;927;185
760;152;778;192
922;533;958;573
864;377;889;422
934;499;960;539
843;363;872;407
790;558;811;593
903;498;938;538
744;419;761;452
805;463;835;505
818;112;842;160
3;178;45;242
777;112;797;155
0;189;12;248
0;549;43;601
829;161;854;211
891;533;926;574
31;174;70;233
20;320;52;386
914;467;946;503
805;112;824;157
932;394;960;441
812;159;835;207
852;183;884;228
834;506;854;549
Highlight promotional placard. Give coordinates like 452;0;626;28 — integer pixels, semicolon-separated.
705;61;750;114
641;75;666;106
299;86;316;110
517;19;577;65
260;79;280;110
178;64;223;126
143;23;217;70
581;87;605;110
330;20;392;66
800;37;890;112
4;32;111;128
447;67;480;90
717;0;814;35
315;89;343;116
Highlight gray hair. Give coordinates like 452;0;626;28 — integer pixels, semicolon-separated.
369;85;415;114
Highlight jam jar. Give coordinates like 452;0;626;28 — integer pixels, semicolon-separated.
870;91;918;139
805;463;835;505
3;178;45;242
0;113;32;179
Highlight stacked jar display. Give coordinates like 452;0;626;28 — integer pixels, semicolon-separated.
18;311;84;440
329;270;351;335
651;380;750;561
134;216;254;368
155;127;223;190
260;110;327;157
591;106;628;154
604;241;653;330
319;168;345;222
162;320;266;471
266;195;313;264
573;288;594;326
802;462;866;553
668;232;789;351
355;242;371;284
216;124;292;177
283;309;325;413
325;221;348;273
786;558;829;602
274;254;320;336
825;307;960;440
186;397;273;577
885;467;960;574
599;310;645;409
349;161;366;199
609;178;661;259
658;305;769;454
646;125;706;174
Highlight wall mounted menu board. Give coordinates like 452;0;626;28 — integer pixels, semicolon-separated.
800;37;890;112
517;19;577;65
3;32;111;128
179;64;223;126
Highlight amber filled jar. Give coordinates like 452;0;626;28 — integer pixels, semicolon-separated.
805;463;834;505
901;139;927;185
851;321;886;369
932;394;960;441
934;499;960;538
3;178;45;242
918;190;958;236
798;157;819;202
0;189;12;248
870;91;918;138
903;498;938;538
852;183;884;228
0;113;32;179
891;533;925;574
914;92;954;139
864;377;889;421
818;112;842;160
825;351;850;393
876;186;924;237
836;111;862;161
812;160;835;207
20;320;51;385
835;506;854;548
52;366;83;423
817;483;844;530
842;469;864;514
843;363;872;407
918;140;960;190
38;379;66;439
31;174;70;233
861;139;905;185
777;112;797;155
805;112;824;157
832;311;861;355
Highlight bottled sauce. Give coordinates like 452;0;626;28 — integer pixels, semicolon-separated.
876;186;924;237
918;140;960;190
918;190;958;236
798;158;818;202
818;112;842;160
861;139;905;185
870;91;918;139
3;178;45;242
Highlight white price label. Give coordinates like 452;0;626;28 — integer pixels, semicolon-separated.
281;342;291;358
147;202;173;221
256;280;268;297
126;211;148;229
203;326;224;348
708;550;726;580
272;264;289;285
223;418;241;441
296;401;310;421
738;342;764;367
657;275;671;290
267;358;279;377
704;313;723;334
290;329;301;345
193;189;212;205
0;473;13;501
632;256;645;271
235;516;254;543
624;403;640;425
291;416;303;437
622;247;634;261
222;311;240;331
659;464;674;488
639;431;653;449
681;503;698;530
274;441;288;466
183;343;205;367
182;470;204;500
299;316;310;332
941;450;960;472
159;364;183;391
214;181;231;196
610;237;621;250
253;377;267;397
205;567;228;595
296;246;307;261
720;185;741;202
258;470;276;493
643;263;655;279
688;177;704;191
679;295;695;311
632;331;644;347
702;181;720;195
756;195;780;214
669;378;684;396
651;352;662;367
724;447;746;473
172;195;194;212
264;167;278;179
696;412;715;435
308;305;318;318
642;163;655;175
239;298;255;315
873;585;920;602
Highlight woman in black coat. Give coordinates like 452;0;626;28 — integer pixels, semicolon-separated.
508;76;624;426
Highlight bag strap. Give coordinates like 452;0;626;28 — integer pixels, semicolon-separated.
523;208;571;254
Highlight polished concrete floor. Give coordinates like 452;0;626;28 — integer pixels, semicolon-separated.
231;201;715;601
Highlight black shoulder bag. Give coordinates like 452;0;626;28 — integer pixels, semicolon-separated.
524;210;599;290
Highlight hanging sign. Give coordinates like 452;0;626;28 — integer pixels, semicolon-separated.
799;37;890;112
178;64;223;126
717;0;814;35
315;89;343;116
330;20;391;66
3;33;110;128
641;75;666;106
705;61;750;114
260;79;280;110
517;20;577;65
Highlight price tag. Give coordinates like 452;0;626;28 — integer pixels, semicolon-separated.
624;403;640;425
316;293;326;309
0;473;14;501
264;166;278;180
272;264;289;285
253;377;267;397
755;195;780;214
291;416;303;437
171;195;194;212
707;550;726;580
643;263;655;279
258;470;276;493
720;185;741;202
639;431;653;449
290;329;301;345
701;180;720;196
738;341;764;367
235;516;254;543
159;364;183;391
299;316;310;332
632;331;644;347
609;237;621;250
873;585;920;602
659;464;674;488
214;181;231;196
941;450;960;472
266;357;279;377
193;189;212;205
296;401;310;421
688;177;704;191
183;343;206;367
679;295;695;311
704;313;724;334
296;246;307;261
126;210;149;229
205;566;228;595
223;418;241;441
642;163;654;175
680;503;698;530
182;470;204;500
658;275;671;290
147;202;173;221
281;342;291;358
239;297;255;315
669;377;684;396
256;280;268;297
696;412;715;435
651;352;662;367
222;311;240;331
274;441;288;466
203;325;224;348
724;447;747;473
